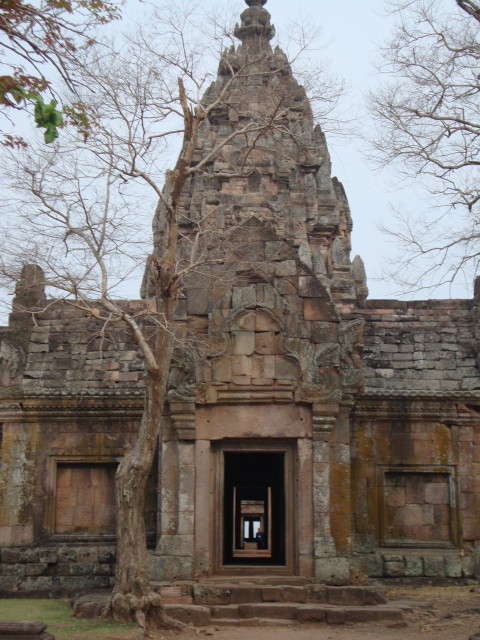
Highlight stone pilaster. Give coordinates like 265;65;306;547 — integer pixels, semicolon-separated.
149;404;196;581
312;407;352;584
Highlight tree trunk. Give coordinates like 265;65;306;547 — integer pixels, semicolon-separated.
106;80;198;634
106;310;183;634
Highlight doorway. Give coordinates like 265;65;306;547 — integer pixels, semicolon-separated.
223;451;285;565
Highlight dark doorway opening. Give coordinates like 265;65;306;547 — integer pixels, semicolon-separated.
223;451;285;565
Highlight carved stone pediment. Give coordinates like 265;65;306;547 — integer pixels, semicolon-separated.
168;351;203;402
339;318;365;394
0;340;25;387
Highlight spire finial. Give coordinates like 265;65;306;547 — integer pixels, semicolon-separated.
235;0;275;43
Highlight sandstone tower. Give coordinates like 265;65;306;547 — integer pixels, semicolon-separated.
142;0;367;582
0;0;478;596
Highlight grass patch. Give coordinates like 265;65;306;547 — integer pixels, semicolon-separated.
0;599;140;640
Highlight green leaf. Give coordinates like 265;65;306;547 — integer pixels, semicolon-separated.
33;97;64;143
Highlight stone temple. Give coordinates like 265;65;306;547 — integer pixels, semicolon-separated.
0;0;479;597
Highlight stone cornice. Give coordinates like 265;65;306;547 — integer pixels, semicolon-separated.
0;389;145;421
363;388;480;400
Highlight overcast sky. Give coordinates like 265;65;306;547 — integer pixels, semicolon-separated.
0;0;472;325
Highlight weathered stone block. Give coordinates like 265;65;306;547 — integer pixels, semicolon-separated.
58;548;77;563
232;286;256;309
24;563;48;577
445;556;462;578
96;563;113;576
254;331;275;354
462;554;475;577
274;356;298;380
0;620;52;637
76;548;98;563
252;355;275;379
315;558;350;585
157;535;194;557
1;564;24;576
70;563;95;576
233;332;255;355
1;549;19;564
306;584;328;603
363;586;387;605
164;604;210;626
73;593;109;618
297;605;326;622
193;585;230;605
326;608;346;624
304;298;338;322
20;576;55;591
274;277;297;295
274;261;297;277
238;603;297;619
298;275;329;298
38;549;58;564
265;241;294;261
230;587;263;604
311;322;338;343
212;357;232;382
384;561;405;577
261;586;283;602
367;554;384;578
232;355;252;376
18;549;39;563
328;586;364;605
148;554;193;582
282;586;307;602
423;556;445;577
186;289;209;315
404;555;424;577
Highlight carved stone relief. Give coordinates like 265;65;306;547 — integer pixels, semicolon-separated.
0;340;25;387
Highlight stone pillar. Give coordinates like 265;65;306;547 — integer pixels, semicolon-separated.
0;406;35;546
312;405;351;584
330;402;353;555
149;403;196;581
297;437;314;577
193;440;211;578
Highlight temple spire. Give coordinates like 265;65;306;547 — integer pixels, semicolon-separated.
234;0;275;44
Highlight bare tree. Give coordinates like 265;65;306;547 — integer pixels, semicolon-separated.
0;1;344;634
368;0;480;293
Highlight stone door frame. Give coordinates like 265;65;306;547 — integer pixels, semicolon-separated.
212;439;298;576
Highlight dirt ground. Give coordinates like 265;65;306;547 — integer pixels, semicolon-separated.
155;585;480;640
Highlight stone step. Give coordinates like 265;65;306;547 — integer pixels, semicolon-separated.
212;617;300;627
297;604;404;624
164;601;406;627
159;585;193;604
191;583;387;606
200;576;311;586
237;603;299;619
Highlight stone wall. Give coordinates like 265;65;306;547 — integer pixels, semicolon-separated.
0;384;158;592
0;544;116;595
352;395;480;581
20;301;149;392
361;299;479;393
368;549;480;582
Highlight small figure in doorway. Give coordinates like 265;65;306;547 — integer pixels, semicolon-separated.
256;527;265;549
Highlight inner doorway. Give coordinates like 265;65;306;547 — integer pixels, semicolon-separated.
223;451;285;565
